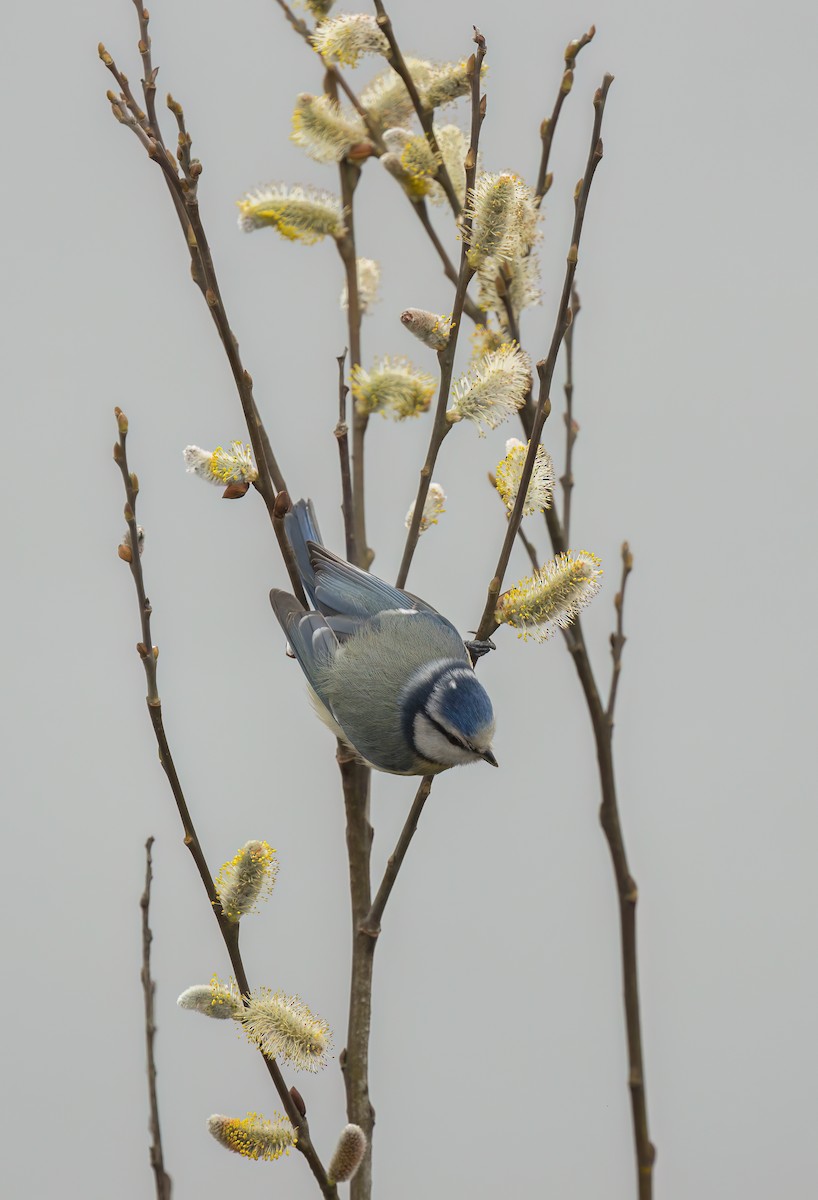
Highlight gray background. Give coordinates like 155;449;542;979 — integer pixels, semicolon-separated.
4;0;817;1195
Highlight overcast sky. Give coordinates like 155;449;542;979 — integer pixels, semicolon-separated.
4;0;818;1196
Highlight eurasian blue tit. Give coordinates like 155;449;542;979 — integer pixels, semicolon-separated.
270;499;498;776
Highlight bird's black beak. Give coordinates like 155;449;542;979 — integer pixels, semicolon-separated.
481;748;499;768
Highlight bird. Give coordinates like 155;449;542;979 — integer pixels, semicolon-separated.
269;499;498;776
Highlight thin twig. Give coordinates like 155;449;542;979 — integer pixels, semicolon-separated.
336;161;370;568
607;542;633;721
414;201;486;327
474;75;613;642
395;32;488;591
141;837;172;1200
487;472;541;574
337;749;375;1200
335;350;357;564
101;38;309;604
538;356;654;1199
372;1;462;215
561;285;580;541
360;777;433;937
534;27;596;207
113;415;338;1200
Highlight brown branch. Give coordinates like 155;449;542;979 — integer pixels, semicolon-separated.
372;1;462;215
101;35;309;604
395;32;488;591
561;285;580;541
141;837;172;1200
538;346;654;1200
337;750;375;1200
534;26;596;207
487;472;541;574
607;542;633;721
474;74;613;642
414;201;486;327
335;350;357;564
335;162;370;568
360;777;433;937
113;414;338;1200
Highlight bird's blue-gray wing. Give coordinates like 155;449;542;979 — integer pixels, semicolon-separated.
269;589;337;705
283;499;324;607
307;542;446;622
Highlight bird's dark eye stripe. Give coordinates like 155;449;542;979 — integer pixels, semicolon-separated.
428;716;470;752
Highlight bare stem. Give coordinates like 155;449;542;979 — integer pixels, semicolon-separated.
141;837;172;1200
337;750;375;1200
360;777;433;937
100;36;309;602
113;416;337;1200
474;74;613;642
607;542;633;721
561;285;580;541
336;162;370;568
335;350;357;564
534;26;596;207
396;32;488;591
540;373;653;1200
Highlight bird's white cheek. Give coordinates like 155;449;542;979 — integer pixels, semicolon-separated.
412;713;477;767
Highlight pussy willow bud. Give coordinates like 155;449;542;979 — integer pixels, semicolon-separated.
237;183;346;242
311;13;389;66
241;988;331;1072
215;841;278;922
291;93;367;164
495;551;603;641
400;308;453;351
465;173;540;269
495;439;554;516
183;442;258;487
207;1112;296;1161
360;60;435;130
351;357;435;420
340;258;381;315
405;483;446;534
328;1124;368;1184
421;59;481;109
123;525;145;557
177;975;244;1020
448;342;530;435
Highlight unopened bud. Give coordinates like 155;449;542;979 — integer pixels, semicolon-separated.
289;1087;307;1117
222;481;251;499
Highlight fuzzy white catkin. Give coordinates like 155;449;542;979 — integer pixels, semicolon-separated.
328;1124;367;1183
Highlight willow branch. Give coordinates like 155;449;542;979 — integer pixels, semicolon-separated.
534;26;596;207
533;292;653;1198
474;74;613;642
395;32;488;591
100;34;308;603
561;285;580;541
113;414;337;1200
141;837;172;1200
337;749;375;1200
607;542;633;721
360;777;433;937
335;350;357;564
372;0;462;215
335;161;370;568
414;201;486;326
